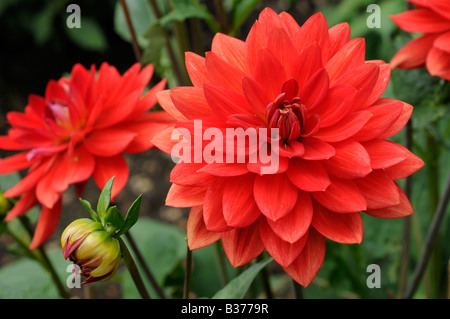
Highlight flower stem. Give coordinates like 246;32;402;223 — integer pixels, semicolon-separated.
214;241;229;286
183;246;193;299
124;232;166;298
119;237;151;299
397;119;413;297
403;171;450;299
18;216;70;299
119;0;142;61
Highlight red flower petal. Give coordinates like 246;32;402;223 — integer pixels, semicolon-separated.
92;155;129;202
222;175;261;227
267;190;313;243
312;177;367;213
185;52;211;88
4;191;37;221
221;221;265;267
260;218;308;267
325;38;366;82
376;99;413;139
166;184;207;207
328;22;351;59
254;49;287;100
300;138;336;160
384;152;425;180
0;152;35;174
83;128;136;157
314;110;371;142
356;170;401;209
187;206;221;250
203;180;233;232
322;140;372;179
365;184;413;218
434;31;450;54
29;197;62;250
287;158;330;192
311;202;363;244
283;227;326;287
211;33;247;72
291;44;324;90
390;9;450;33
426;46;450;80
390;34;440;69
362;139;411;169
254;173;298;221
293;12;330;61
205;51;246;94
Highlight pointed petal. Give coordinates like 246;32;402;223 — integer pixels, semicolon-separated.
356;169;401;209
291;44;324;89
301;138;335;160
4;191;37;221
287;158;330;192
312;177;367;213
203;179;233;232
384;152;424;180
222;175;261;228
29;197;62;250
205;51;246;94
212;33;247;72
165;184;207;207
83;128;136;157
156;90;187;121
426;46;450;80
283;228;326;287
325;38;366;83
170;162;214;187
92;155;129;202
4;160;49;198
376;99;413;139
254;173;298;221
312;202;363;244
260;218;308;267
253;49;287;100
365;184;413;218
267;190;313;243
390;9;450;33
300;68;329;111
185;52;211;88
322;140;372;179
328;22;351;59
362;139;411;169
353;99;404;142
221;221;265;267
294;12;330;61
199;162;249;177
52;145;95;193
390;34;439;69
187;206;221;250
0;152;35;174
204;84;250;119
314;110;371;142
242;76;271;115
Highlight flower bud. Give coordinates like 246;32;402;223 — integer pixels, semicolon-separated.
61;218;121;284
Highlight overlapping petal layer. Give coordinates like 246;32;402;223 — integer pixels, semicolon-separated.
390;0;450;80
153;8;424;286
0;63;173;249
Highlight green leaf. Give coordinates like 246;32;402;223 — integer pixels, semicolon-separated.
104;206;125;234
97;176;115;224
115;195;141;238
212;257;273;299
79;198;100;222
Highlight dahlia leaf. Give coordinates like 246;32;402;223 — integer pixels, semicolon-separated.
115;195;142;238
79;198;100;222
211;257;273;299
97;176;115;224
104;206;125;234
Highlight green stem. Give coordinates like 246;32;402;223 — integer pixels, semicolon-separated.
125;232;166;298
119;237;151;299
119;0;142;61
214;241;229;286
18;216;69;299
183;246;193;299
292;280;304;299
257;254;273;299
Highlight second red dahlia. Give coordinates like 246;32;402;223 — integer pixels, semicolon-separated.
153;8;424;286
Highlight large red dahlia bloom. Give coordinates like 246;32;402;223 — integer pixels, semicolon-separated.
0;63;173;249
390;0;450;80
153;8;424;286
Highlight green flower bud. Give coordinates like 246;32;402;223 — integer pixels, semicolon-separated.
61;218;121;284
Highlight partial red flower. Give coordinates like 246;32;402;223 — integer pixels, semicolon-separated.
390;0;450;80
153;8;424;287
0;62;173;249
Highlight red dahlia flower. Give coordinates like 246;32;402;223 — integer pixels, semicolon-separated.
0;63;173;249
390;0;450;80
152;8;424;286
